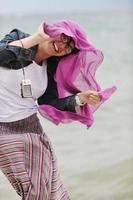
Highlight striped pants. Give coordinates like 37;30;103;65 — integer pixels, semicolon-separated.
0;114;70;200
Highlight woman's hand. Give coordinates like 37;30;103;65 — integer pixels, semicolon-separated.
9;23;50;49
77;90;101;106
37;23;50;41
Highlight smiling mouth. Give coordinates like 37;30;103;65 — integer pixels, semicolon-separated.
53;42;59;52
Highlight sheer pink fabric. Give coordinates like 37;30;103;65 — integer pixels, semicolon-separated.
38;20;117;128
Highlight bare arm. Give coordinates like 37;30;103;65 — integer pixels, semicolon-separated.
9;24;49;49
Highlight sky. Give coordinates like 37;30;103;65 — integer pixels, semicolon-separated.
0;0;132;15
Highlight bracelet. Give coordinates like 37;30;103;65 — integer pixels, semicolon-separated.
75;93;85;106
19;39;24;48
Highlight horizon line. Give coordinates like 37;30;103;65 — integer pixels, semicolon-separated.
0;9;133;16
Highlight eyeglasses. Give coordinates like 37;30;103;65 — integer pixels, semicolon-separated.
60;33;75;54
61;33;71;43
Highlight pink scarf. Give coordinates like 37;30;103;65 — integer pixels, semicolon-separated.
38;20;117;128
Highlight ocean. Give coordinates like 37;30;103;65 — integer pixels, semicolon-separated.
0;11;133;200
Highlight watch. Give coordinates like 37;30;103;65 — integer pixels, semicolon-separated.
75;93;85;106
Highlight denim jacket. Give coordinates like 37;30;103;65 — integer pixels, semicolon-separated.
0;29;76;112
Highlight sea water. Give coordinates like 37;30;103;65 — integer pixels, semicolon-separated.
0;11;133;200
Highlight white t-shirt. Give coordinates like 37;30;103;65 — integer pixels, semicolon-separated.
0;61;47;122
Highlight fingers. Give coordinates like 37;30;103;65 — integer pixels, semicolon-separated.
87;97;99;105
38;23;49;41
86;92;101;105
89;94;100;101
77;91;101;106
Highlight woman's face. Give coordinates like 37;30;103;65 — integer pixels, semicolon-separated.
42;33;75;57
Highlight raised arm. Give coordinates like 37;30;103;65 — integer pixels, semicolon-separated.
0;25;48;69
0;29;36;68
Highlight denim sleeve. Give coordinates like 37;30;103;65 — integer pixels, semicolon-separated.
0;29;37;69
49;95;76;112
38;93;76;112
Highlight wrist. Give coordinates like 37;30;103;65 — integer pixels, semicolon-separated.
32;33;45;44
75;93;85;106
35;31;50;43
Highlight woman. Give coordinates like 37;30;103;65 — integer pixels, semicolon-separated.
0;20;116;200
